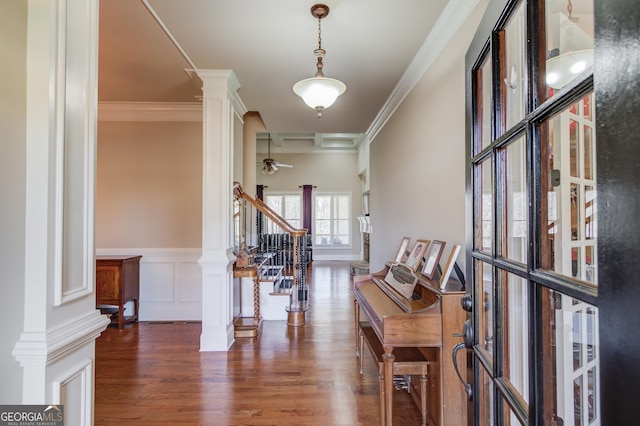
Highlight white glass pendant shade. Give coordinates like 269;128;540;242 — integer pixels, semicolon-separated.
546;49;593;89
293;76;346;110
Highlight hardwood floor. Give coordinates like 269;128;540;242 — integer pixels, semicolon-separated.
95;261;423;425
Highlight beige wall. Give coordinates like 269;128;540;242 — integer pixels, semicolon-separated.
96;121;202;248
256;152;363;259
369;1;488;273
0;0;27;403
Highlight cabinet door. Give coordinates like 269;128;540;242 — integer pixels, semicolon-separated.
96;265;120;303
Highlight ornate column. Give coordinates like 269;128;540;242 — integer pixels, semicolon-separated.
196;70;246;351
10;0;110;422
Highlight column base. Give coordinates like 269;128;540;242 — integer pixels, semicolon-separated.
286;308;307;326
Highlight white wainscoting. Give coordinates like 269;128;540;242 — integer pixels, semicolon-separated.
96;248;202;321
313;253;362;261
53;360;93;426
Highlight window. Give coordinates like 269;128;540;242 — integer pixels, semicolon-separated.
264;193;301;232
314;193;351;247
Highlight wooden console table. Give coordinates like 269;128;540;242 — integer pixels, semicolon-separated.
96;255;142;330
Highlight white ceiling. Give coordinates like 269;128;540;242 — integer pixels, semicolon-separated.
98;0;450;152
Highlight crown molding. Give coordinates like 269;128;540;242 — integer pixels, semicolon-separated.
366;0;481;142
98;101;203;121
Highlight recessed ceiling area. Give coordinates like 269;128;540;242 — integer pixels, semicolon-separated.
256;133;364;154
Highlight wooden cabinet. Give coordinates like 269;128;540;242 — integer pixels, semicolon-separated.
96;255;142;330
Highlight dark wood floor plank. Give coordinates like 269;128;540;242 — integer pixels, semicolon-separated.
95;261;422;425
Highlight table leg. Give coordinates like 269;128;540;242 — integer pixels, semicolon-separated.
379;366;385;426
383;347;395;426
354;300;360;356
118;301;124;331
359;328;364;374
420;374;427;426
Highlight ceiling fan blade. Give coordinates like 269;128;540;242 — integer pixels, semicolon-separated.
274;162;293;168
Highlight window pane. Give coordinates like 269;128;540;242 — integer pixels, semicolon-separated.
478;366;496;426
264;194;302;234
337;220;349;235
284;195;300;221
476;260;494;358
476;158;493;252
501;1;526;132
502;135;527;263
337;196;349;218
501;272;529;404
540;93;597;284
288;220;301;229
316;196;330;219
476;51;493;154
266;196;282;215
502;395;526;425
316;220;330;234
543;0;594;97
540;288;600;426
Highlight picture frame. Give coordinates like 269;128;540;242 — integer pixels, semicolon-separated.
421;240;446;280
439;244;461;290
404;239;430;272
394;237;411;263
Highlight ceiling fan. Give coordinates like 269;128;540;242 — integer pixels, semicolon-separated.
260;134;293;175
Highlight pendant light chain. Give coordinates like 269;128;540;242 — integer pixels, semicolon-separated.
314;12;326;76
317;15;322;52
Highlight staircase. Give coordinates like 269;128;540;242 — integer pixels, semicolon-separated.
232;183;310;333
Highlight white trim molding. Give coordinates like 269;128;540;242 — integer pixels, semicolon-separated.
366;0;481;142
12;311;109;367
98;101;203;121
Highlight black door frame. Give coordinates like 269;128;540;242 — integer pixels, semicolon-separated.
464;0;640;424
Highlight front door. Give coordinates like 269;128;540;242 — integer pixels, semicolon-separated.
463;0;605;423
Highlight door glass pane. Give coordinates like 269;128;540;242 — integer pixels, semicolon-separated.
476;260;494;357
543;0;594;97
502;135;527;263
502;395;526;425
540;287;599;426
476;52;493;154
478;366;496;426
476;158;493;252
540;93;597;284
501;1;526;131
501;272;529;404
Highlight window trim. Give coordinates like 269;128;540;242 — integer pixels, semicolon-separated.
312;191;352;249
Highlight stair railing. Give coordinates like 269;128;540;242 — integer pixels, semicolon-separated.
233;183;309;325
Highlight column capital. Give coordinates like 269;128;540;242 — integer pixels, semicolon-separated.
190;69;247;116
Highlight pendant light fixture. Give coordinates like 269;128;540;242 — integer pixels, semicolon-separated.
545;0;594;89
293;4;346;118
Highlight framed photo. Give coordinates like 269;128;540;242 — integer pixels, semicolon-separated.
394;237;411;263
439;244;461;290
421;240;446;279
404;239;429;271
